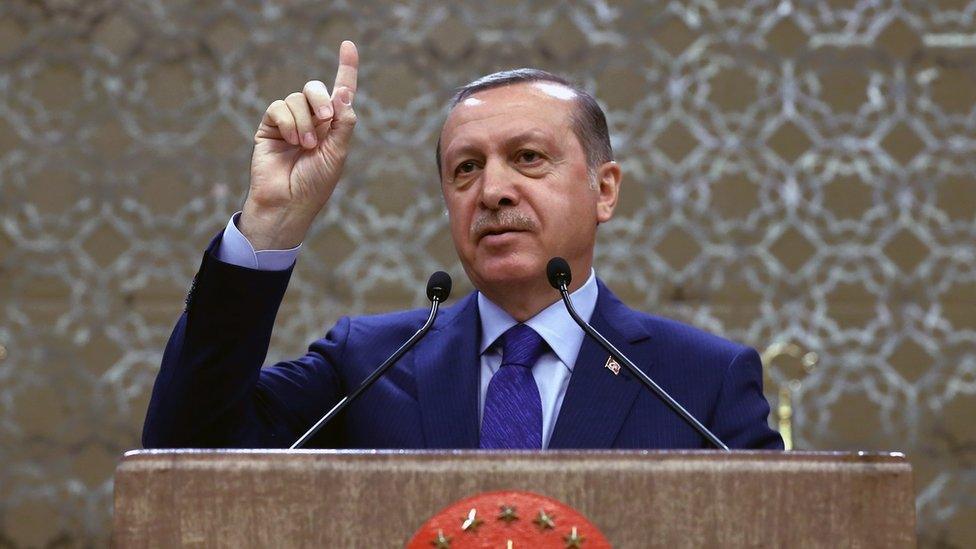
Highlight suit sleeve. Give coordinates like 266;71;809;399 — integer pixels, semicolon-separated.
142;234;347;449
708;347;785;450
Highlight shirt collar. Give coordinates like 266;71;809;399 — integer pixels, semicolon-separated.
477;269;599;372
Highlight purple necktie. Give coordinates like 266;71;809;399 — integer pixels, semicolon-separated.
480;324;547;449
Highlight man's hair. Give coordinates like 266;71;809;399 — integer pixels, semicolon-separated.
435;68;613;178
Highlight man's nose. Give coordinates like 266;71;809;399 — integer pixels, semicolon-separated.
479;159;519;210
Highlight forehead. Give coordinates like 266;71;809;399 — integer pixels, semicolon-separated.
440;82;578;149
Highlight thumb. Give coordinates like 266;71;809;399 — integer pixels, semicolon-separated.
322;86;357;151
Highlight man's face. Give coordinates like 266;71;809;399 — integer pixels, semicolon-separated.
439;82;613;294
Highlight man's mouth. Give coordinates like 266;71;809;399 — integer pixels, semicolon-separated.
478;227;525;241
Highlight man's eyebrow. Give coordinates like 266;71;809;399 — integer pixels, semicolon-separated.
503;129;555;148
442;143;482;165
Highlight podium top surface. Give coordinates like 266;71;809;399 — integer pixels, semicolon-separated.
115;450;915;548
117;449;912;481
120;448;908;465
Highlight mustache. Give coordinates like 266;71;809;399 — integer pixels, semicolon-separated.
470;209;538;239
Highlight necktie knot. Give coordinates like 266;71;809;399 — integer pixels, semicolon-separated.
499;324;547;369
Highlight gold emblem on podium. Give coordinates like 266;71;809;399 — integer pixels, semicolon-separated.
460;508;483;533
408;490;610;548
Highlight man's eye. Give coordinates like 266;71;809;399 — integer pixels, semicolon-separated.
518;151;540;163
456;161;477;174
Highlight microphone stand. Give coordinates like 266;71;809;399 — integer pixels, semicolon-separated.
290;277;448;449
552;273;730;451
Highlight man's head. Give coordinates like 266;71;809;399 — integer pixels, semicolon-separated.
437;69;622;316
436;69;614;179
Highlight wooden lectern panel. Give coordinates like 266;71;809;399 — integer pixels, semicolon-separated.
114;450;914;547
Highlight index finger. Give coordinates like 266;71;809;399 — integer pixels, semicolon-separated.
332;40;359;96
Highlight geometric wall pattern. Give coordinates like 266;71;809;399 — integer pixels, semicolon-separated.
0;0;973;546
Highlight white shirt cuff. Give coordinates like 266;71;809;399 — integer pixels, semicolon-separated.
215;212;301;271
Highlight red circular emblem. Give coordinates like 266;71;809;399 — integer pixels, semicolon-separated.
407;490;610;548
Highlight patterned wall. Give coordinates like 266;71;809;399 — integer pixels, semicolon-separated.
0;0;973;546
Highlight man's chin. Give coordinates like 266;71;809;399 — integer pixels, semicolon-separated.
469;257;545;288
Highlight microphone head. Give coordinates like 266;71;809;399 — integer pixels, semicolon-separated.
546;257;572;289
426;271;452;302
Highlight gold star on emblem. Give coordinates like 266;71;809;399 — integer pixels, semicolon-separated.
498;505;519;523
430;529;451;548
564;526;585;548
533;509;556;530
460;508;483;533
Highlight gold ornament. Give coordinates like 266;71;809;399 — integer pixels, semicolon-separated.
460;508;483;533
533;509;555;530
564;526;585;548
430;529;451;548
498;505;519;523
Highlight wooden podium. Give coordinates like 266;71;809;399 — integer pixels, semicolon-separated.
113;450;915;547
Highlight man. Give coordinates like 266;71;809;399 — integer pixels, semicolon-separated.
142;41;783;450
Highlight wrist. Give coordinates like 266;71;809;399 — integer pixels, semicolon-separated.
238;204;313;250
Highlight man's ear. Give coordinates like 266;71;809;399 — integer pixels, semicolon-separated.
595;161;622;223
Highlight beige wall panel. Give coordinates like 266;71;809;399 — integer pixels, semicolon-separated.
0;0;973;546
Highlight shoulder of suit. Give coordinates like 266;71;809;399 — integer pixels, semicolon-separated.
613;302;753;365
647;313;747;349
344;306;433;336
341;291;476;341
599;281;751;358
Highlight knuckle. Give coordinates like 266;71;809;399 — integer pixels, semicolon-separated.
268;110;288;125
285;91;305;103
275;115;295;130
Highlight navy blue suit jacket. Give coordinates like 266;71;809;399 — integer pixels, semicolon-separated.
143;239;783;450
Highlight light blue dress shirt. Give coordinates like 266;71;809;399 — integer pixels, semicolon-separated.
216;213;599;448
476;272;597;448
216;212;303;270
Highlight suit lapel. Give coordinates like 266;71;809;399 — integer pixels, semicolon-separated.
413;293;482;448
548;282;652;449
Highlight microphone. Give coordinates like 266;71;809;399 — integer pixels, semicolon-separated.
546;258;730;451
290;271;452;449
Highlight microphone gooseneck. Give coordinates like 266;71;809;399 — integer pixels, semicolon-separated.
290;271;452;449
545;257;730;451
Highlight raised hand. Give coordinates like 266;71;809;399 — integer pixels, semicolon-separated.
241;40;359;250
